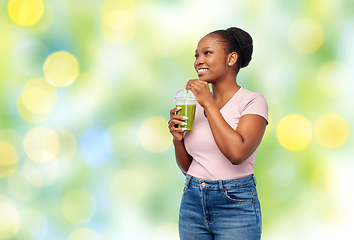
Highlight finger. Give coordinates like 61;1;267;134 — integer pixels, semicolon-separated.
187;82;203;93
170;107;181;114
169;115;187;128
190;82;210;94
171;113;186;122
171;127;186;134
187;80;206;88
186;79;200;88
169;125;185;137
186;79;197;85
172;113;188;120
191;80;208;88
170;107;182;116
169;118;187;127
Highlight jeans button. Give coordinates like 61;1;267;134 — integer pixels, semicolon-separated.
201;182;207;187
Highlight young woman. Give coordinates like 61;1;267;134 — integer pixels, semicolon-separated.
168;27;268;240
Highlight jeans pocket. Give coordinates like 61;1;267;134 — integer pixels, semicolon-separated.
223;187;253;202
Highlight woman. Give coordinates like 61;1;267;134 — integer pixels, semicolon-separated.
168;27;268;240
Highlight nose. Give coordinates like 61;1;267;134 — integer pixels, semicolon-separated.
195;56;204;66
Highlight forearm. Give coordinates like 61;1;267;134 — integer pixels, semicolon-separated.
204;104;254;164
173;138;193;175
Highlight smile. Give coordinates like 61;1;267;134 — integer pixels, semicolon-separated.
197;68;208;73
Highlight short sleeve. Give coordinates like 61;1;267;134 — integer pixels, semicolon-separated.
241;92;268;124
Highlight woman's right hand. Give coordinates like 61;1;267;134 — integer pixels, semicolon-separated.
168;107;187;141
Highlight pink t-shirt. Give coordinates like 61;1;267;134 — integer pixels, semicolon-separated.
184;87;268;180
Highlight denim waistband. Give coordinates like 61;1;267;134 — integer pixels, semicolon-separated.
185;174;256;190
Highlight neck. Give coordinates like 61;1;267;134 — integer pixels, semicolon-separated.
211;74;240;100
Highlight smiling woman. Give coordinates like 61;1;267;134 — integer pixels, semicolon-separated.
168;27;268;240
193;28;253;85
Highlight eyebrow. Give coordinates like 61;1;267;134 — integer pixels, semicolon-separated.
195;47;213;52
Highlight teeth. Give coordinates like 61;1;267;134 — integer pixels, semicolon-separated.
198;68;208;72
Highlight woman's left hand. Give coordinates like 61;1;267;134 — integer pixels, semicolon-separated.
186;79;213;108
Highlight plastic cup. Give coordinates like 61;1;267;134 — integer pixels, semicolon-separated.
174;89;196;131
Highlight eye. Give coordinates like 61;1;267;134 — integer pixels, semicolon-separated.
205;51;212;55
194;53;199;58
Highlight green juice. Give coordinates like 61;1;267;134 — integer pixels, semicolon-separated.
176;104;196;131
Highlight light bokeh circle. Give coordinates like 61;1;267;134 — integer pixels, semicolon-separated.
289;18;324;54
15;208;48;240
23;159;60;187
17;78;57;124
61;189;96;224
277;114;312;151
0;201;20;239
0;141;18;166
43;51;79;87
139;116;172;153
100;0;136;45
0;129;24;156
17;96;51;124
0;142;18;178
22;87;53;114
23;127;59;162
8;0;44;26
317;61;352;97
314;113;349;149
24;0;54;33
7;170;41;201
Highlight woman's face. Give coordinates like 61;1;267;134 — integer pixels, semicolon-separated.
194;34;229;83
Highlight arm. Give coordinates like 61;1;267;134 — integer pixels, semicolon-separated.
168;107;193;174
186;80;267;165
204;104;267;165
173;138;193;175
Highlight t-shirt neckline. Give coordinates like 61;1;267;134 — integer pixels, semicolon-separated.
201;87;243;118
218;86;243;112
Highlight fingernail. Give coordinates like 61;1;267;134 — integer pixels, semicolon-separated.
182;122;187;126
176;107;182;110
181;128;187;131
183;116;188;120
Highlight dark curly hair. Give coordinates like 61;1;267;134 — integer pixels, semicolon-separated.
209;27;253;72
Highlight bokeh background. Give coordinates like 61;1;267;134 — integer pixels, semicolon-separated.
0;0;353;239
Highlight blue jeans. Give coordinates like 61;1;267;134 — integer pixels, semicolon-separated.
179;174;261;240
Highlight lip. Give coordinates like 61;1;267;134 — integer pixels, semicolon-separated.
197;67;209;77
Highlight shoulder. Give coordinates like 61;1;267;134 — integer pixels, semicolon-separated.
239;87;267;105
238;87;268;121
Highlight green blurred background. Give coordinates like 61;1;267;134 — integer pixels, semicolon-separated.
0;0;353;239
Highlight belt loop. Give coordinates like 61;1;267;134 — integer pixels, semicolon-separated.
252;174;257;186
218;180;224;194
185;175;192;189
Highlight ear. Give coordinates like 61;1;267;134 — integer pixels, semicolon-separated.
227;52;238;67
